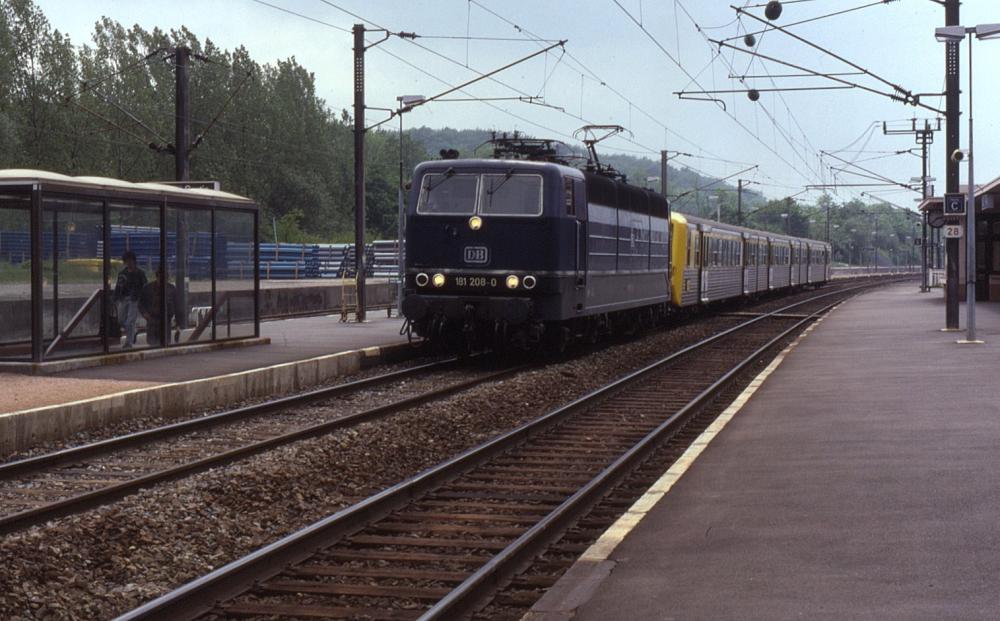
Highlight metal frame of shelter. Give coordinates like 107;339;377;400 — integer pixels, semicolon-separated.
0;170;259;364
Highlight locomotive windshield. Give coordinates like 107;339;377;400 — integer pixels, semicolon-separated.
480;173;543;216
417;173;478;215
416;171;543;216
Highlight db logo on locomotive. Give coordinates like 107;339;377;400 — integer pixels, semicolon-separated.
463;246;489;264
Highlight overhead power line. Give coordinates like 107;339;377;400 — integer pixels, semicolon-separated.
662;1;825;184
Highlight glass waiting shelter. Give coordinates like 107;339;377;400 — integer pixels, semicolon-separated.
0;170;259;364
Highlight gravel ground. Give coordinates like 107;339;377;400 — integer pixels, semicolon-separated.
0;315;736;621
0;365;492;514
0;353;451;464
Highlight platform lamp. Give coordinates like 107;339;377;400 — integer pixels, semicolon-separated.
395;94;425;313
707;195;721;222
935;23;1000;344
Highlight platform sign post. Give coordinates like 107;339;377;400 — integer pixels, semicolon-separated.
944;193;966;217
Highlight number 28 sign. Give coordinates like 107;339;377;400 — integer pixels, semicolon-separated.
943;224;963;239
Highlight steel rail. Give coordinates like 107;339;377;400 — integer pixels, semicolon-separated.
0;277;882;537
114;280;889;621
0;361;530;536
421;296;850;619
0;357;459;479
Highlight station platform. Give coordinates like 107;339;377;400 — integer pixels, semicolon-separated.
0;314;413;456
529;283;1000;620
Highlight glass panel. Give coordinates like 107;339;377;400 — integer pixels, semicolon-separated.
109;204;160;350
480;174;543;216
0;193;32;360
41;197;105;359
216;209;256;339
416;173;478;215
167;207;213;344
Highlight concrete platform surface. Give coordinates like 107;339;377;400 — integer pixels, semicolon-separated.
0;314;413;455
535;284;1000;620
0;314;408;414
63;314;407;383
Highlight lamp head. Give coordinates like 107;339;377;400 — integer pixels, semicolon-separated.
935;26;967;42
975;23;1000;40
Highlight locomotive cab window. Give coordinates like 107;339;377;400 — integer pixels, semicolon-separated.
480;173;543;216
416;173;479;215
564;177;575;215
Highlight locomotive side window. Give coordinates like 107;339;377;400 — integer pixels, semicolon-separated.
416;173;479;215
480;174;543;216
564;177;575;215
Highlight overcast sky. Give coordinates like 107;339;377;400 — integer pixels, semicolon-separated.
34;0;1000;206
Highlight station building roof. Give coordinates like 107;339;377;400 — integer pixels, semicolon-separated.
0;169;255;208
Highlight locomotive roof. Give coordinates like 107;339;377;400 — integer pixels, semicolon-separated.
413;158;585;179
679;212;829;247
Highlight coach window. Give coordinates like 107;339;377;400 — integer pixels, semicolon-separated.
480;174;543;216
416;173;479;215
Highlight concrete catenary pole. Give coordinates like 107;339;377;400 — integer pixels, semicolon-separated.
353;25;367;322
174;46;191;335
944;0;961;329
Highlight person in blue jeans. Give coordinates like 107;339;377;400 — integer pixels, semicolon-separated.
114;250;146;349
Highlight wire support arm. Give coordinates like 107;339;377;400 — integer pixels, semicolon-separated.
711;38;945;114
364;39;566;131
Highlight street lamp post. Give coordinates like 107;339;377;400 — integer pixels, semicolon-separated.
935;23;1000;344
708;195;721;223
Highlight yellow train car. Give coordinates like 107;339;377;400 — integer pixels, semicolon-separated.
669;212;701;307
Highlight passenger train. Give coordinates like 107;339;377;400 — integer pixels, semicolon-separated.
400;143;831;349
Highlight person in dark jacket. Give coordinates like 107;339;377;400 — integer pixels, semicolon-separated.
139;265;176;347
114;250;146;349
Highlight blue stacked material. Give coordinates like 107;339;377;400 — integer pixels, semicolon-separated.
315;243;350;279
337;244;359;279
100;225;215;278
255;242;319;279
223;241;256;280
0;230;31;264
370;239;400;279
0;230;99;263
335;241;400;279
1;228;401;281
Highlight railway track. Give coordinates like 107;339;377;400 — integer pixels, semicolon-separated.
0;356;528;536
0;276;899;539
115;280;889;621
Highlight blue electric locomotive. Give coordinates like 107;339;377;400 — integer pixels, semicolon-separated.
401;155;671;348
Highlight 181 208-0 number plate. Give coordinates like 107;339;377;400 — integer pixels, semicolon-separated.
455;276;498;288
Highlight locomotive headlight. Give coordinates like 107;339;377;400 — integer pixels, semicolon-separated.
468;215;483;231
506;275;520;289
432;273;446;288
415;272;429;287
522;275;537;290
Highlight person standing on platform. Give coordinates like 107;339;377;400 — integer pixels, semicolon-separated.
114;250;146;349
139;265;177;347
